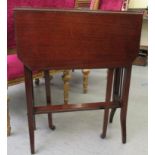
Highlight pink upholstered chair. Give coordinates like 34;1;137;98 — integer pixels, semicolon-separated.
7;0;76;136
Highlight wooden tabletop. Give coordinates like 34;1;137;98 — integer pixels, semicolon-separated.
14;8;143;71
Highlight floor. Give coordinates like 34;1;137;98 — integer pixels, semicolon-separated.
7;66;148;155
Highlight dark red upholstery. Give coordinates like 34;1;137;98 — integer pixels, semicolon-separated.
90;0;124;11
8;0;75;49
99;0;124;10
7;54;24;80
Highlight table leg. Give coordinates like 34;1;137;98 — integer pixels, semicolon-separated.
120;66;132;143
44;70;55;130
24;66;35;154
101;68;114;138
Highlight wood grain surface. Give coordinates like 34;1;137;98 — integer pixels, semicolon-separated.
14;8;143;71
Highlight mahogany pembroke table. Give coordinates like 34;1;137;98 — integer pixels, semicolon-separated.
14;8;143;154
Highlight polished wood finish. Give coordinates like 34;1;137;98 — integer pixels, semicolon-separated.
14;9;143;154
34;102;120;114
44;70;55;130
110;68;123;123
120;66;132;143
15;9;142;70
24;66;35;154
101;68;114;138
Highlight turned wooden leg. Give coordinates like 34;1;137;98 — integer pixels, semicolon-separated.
82;69;90;93
24;66;35;154
101;69;114;138
7;105;11;136
44;70;55;130
62;70;71;104
110;68;123;123
120;67;132;143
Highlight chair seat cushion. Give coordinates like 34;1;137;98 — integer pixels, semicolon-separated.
7;54;24;81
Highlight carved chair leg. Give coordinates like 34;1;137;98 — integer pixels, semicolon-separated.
101;69;114;138
82;69;90;94
24;66;35;154
120;67;131;143
44;70;55;130
7;104;11;136
62;70;71;104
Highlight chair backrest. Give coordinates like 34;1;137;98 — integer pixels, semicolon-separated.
99;0;124;11
14;8;143;71
90;0;128;11
8;0;75;49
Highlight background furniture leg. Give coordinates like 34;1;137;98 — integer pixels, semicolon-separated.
34;78;40;86
7;104;11;136
120;67;132;143
62;70;71;104
101;69;114;138
31;80;36;130
44;70;55;130
82;69;90;93
24;66;35;154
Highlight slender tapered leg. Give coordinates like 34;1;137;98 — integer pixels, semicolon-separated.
44;70;55;130
24;66;35;154
110;68;123;123
62;70;71;104
82;69;90;93
101;68;114;138
120;66;132;143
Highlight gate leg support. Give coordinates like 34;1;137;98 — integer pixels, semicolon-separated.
110;68;123;123
44;70;55;130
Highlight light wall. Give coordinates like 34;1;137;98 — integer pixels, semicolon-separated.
129;0;147;8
